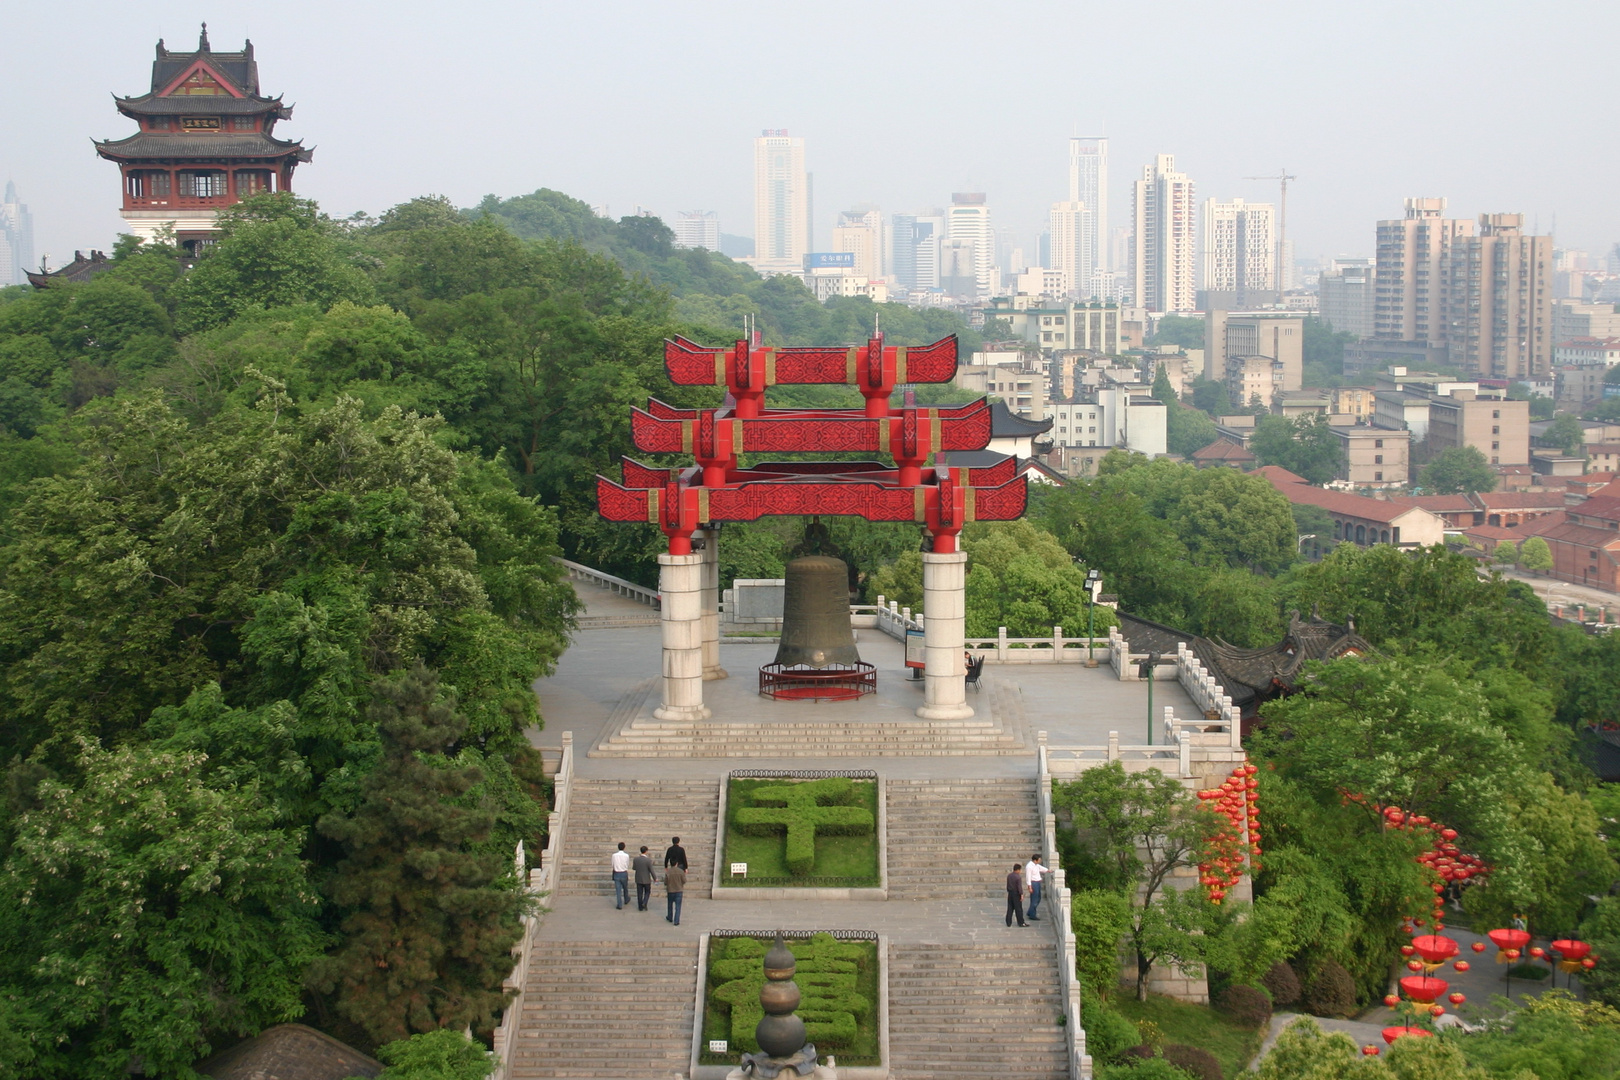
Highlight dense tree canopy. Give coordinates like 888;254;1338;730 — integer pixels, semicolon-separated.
1419;445;1497;494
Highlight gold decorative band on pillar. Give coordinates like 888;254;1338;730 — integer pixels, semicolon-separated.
916;550;974;720
654;552;711;721
697;528;728;681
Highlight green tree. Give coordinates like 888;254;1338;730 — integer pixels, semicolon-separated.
1053;763;1217;999
1495;539;1519;566
1189;376;1227;415
1544;413;1588;457
169;193;378;334
1519;535;1553;573
372;1028;497;1080
1071;889;1132;999
309;666;530;1045
1150;314;1205;350
1419;446;1497;495
1457;992;1620;1079
0;739;324;1080
1250;415;1343;486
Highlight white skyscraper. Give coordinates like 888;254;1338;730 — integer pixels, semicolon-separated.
1131;154;1197;313
0;182;35;286
946;193;993;297
1201;198;1275;303
1069;137;1108;274
672;210;721;252
833;209;884;280
753;130;809;273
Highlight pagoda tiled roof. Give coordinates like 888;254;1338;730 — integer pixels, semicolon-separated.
150;27;260;96
95;132;311;162
988;401;1053;437
115;92;290;117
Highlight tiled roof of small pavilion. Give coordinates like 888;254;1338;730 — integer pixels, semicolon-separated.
195;1024;380;1080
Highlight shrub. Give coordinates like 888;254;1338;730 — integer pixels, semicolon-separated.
1081;997;1141;1064
1261;961;1301;1007
1163;1043;1223;1080
374;1030;495;1080
1213;984;1272;1028
1097;1061;1196;1080
732;777;875;877
1302;960;1357;1019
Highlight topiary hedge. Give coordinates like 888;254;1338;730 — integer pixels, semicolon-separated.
1261;961;1301;1007
1303;960;1357;1019
706;934;877;1056
1213;984;1271;1028
1163;1043;1223;1080
732;776;875;876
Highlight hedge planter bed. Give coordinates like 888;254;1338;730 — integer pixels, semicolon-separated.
719;773;881;892
697;932;883;1072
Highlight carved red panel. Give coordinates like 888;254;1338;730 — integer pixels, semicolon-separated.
969;477;1029;521
663;335;959;387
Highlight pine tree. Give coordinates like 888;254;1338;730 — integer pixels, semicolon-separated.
309;666;529;1045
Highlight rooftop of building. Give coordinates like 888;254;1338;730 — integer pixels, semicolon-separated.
147;25;262;96
1260;467;1437;525
1190;438;1255;463
196;1024;379;1080
1523;512;1620;550
987;400;1053;437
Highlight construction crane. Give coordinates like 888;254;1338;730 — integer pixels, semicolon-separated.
1245;169;1297;292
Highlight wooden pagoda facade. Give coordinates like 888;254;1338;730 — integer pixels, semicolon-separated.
96;24;311;252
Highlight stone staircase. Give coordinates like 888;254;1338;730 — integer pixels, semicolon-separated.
507;940;697;1079
885;778;1043;900
589;678;1030;758
888;941;1069;1080
557;778;720;900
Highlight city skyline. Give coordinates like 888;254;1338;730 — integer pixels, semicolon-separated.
2;2;1617;274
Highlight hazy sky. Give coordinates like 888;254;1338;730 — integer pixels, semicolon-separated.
5;0;1617;271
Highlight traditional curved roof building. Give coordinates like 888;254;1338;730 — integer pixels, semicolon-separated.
97;24;311;253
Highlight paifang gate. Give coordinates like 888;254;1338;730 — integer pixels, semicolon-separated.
596;333;1029;723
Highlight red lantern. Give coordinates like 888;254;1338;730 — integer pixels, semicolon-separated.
1441;828;1458;841
1471;942;1486;953
1407;960;1423;972
1488;929;1531;952
1413;918;1426;927
1583;958;1597;970
1363;1045;1380;1056
1505;949;1521;961
1430;1004;1445;1017
1399;975;1449;1003
1382;1026;1432;1045
1449;992;1466;1005
1412;935;1459;965
1551;940;1591;961
1529;947;1545;960
1454;961;1470;972
1383;994;1400;1007
1400;945;1415;957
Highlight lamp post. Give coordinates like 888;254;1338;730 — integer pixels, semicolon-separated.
1086;568;1101;668
1138;651;1161;745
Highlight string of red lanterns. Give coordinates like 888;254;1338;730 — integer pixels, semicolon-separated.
1194;764;1260;904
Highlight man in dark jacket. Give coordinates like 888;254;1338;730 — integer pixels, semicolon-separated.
664;836;688;871
1005;862;1026;927
633;846;656;911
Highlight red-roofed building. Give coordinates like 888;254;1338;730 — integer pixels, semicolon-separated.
1260;468;1446;548
1460;523;1524;555
1190;438;1256;469
1387;490;1568;529
1522;508;1620;592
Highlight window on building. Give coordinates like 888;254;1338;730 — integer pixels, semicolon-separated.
1375;439;1384;448
149;116;172;131
1493;410;1500;418
1375;455;1384;464
1492;456;1500;464
178;171;227;198
235;171;272;197
231;115;255;131
1492;441;1500;450
1375;471;1384;482
1492;425;1499;434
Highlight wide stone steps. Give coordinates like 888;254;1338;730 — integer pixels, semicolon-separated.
885;778;1044;900
508;940;696;1079
590;719;1026;758
888;942;1069;1080
557;778;719;900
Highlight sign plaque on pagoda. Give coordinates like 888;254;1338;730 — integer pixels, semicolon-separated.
598;333;1028;722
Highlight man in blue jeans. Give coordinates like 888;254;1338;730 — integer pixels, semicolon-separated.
664;863;686;925
1025;854;1047;921
610;842;631;909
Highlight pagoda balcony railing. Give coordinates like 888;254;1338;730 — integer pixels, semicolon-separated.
123;194;240;211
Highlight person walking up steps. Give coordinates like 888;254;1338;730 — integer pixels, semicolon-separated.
610;842;631;910
664;836;688;871
1005;862;1027;927
1025;854;1046;921
664;861;686;925
633;845;656;911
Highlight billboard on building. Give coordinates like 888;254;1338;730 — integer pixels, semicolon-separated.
805;252;856;270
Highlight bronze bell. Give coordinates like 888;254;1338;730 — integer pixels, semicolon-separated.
773;555;862;668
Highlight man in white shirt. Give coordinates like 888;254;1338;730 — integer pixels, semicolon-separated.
1025;854;1047;921
610;842;631;910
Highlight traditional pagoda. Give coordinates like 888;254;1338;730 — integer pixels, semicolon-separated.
96;24;311;253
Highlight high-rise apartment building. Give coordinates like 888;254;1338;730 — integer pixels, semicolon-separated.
947;193;993;298
1066;136;1108;286
753;130;809;273
671;210;720;252
1047;200;1084;298
0;182;34;286
1444;213;1553;381
832;209;884;281
891;212;945;291
1555;300;1620;343
1373;198;1472;350
1131;154;1197;313
1200;198;1275;306
1318;258;1376;339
